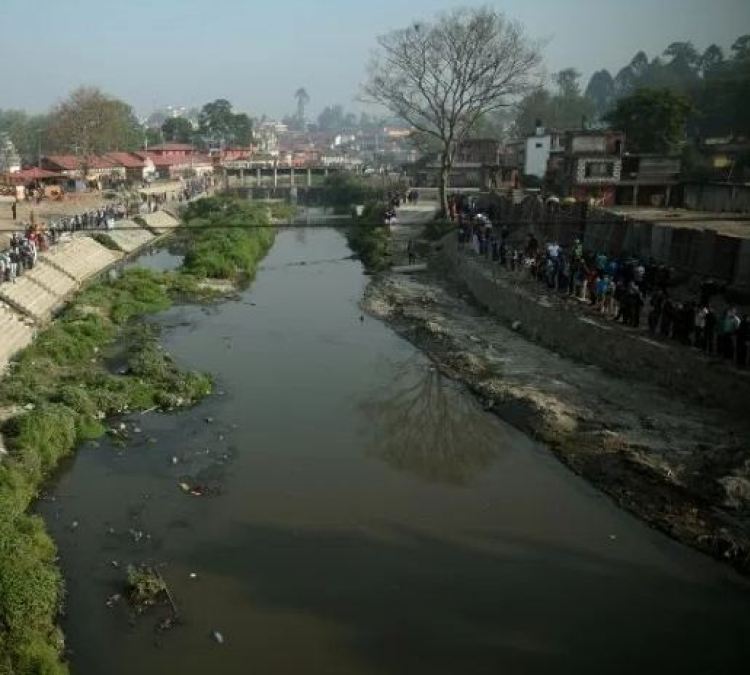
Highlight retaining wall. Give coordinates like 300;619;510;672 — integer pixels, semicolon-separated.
436;239;750;417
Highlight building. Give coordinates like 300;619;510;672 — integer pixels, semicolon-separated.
146;143;195;158
42;155;126;183
554;130;625;206
415;138;516;189
0;134;21;174
696;136;750;181
518;124;564;178
144;152;213;179
615;154;681;207
104;152;154;182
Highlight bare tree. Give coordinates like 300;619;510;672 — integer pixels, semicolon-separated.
363;7;540;214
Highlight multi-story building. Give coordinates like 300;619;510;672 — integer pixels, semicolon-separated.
554;130;625;206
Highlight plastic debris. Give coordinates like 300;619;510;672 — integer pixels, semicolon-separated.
212;630;225;645
105;593;121;608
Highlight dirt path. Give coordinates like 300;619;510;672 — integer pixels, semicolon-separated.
363;272;750;573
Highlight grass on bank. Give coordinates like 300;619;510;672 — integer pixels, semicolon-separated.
0;195;275;674
347;201;391;273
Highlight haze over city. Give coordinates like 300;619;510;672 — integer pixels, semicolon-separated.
1;0;747;116
1;2;750;674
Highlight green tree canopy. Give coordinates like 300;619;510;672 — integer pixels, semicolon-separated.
513;69;594;134
198;99;253;146
161;117;194;144
45;87;143;156
604;88;691;153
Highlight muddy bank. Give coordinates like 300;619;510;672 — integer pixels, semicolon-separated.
363;274;750;573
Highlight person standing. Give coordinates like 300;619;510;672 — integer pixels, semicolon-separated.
11;201;17;221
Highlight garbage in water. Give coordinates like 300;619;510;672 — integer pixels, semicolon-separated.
105;593;121;608
212;630;225;645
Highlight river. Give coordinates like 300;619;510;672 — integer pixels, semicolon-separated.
39;228;750;674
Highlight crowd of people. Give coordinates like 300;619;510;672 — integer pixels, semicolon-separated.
0;201;130;284
455;202;750;369
2;177;214;287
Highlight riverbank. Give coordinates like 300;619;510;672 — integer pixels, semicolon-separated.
0;196;275;673
363;269;750;574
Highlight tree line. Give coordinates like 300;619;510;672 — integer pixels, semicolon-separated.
510;35;749;154
0;88;255;165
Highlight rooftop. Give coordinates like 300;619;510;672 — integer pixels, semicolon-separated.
607;206;750;239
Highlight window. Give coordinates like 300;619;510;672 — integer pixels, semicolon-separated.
535;142;543;149
584;161;614;178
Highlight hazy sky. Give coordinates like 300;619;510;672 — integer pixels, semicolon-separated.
1;0;747;119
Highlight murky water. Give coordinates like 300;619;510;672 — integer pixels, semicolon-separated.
39;229;750;675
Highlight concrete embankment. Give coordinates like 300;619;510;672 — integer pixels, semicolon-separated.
435;236;750;418
0;213;178;372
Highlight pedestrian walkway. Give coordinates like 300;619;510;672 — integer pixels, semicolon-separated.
0;301;34;371
138;211;180;234
25;261;77;298
107;222;156;253
0;275;60;321
42;236;121;282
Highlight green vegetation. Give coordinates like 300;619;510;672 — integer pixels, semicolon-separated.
126;566;167;609
320;174;379;213
0;195;274;674
181;197;276;280
604;88;691;154
347;201;390;273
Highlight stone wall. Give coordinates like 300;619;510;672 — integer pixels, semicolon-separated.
685;183;750;213
435;240;750;417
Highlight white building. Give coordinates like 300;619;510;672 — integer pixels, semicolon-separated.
0;134;21;174
522;125;563;178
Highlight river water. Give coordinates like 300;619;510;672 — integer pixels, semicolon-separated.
39;228;750;674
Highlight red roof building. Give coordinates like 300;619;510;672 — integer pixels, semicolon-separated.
147;143;195;158
9;167;63;184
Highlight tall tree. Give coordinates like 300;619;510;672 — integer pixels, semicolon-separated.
46;87;143;163
294;87;310;125
317;105;347;131
514;69;594;134
604;88;691;153
363;7;539;214
161;117;194;144
732;35;750;60
585;69;615;117
0;110;50;164
664;41;700;69
556;68;582;98
198;99;253;146
700;45;725;77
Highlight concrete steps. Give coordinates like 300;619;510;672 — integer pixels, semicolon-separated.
107;222;156;253
0;302;35;371
0;275;60;321
138;211;180;234
25;261;77;298
42;237;121;282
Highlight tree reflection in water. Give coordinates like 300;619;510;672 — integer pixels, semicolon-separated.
360;357;501;485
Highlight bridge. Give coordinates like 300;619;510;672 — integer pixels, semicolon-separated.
219;163;348;189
